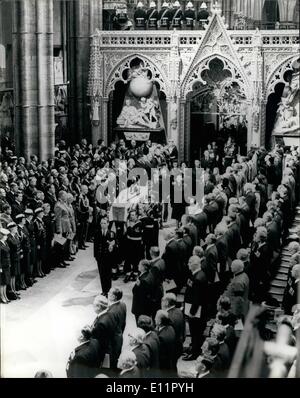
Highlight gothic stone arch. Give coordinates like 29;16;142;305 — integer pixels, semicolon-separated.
104;54;170;98
179;54;251;160
265;55;300;100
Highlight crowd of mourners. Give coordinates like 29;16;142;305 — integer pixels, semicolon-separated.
1;135;300;378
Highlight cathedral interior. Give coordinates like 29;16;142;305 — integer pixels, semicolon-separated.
0;0;299;161
0;1;300;380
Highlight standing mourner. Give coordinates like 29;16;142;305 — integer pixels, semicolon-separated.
0;228;11;303
94;217;116;297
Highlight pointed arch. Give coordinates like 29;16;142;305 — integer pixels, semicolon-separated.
181;54;251;100
265;55;299;99
104;54;169;98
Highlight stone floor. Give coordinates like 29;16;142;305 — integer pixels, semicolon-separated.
1;221;197;378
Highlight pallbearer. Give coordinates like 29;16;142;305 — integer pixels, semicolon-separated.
184;2;196;30
134;2;147;30
158;1;171;30
124;209;143;283
147;1;159;29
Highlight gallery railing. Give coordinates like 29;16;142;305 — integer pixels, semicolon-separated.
95;30;300;48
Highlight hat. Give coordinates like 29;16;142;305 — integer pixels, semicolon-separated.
174;0;180;6
25;208;34;215
7;221;17;229
150;1;156;7
0;228;10;236
186;1;193;8
162;1;169;7
34;207;44;215
15;213;25;220
200;1;207;8
137;1;143;7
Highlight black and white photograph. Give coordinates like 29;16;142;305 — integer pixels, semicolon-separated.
0;0;299;381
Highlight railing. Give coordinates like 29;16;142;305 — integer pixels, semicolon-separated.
95;30;299;48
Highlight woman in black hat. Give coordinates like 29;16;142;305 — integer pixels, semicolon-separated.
0;228;11;303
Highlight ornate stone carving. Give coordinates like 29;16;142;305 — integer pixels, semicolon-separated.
265;55;299;99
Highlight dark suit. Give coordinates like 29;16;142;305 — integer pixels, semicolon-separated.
107;301;126;368
157;325;176;374
185;223;198;248
215;234;228;284
192;211;208;242
184;269;209;357
167;306;185;361
91;311;115;365
94;228;116;295
203;243;218;283
162;238;183;291
66;339;102;378
226;221;241;261
132;271;154;320
150;257;165;317
144;331;160;376
0;241;11;285
132;344;151;373
7;233;21;277
249;242;272;303
11;200;25;220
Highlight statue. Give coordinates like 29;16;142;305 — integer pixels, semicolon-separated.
273;72;300;134
117;98;160;129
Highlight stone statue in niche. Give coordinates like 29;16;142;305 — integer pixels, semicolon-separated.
170;98;178;129
273;71;299;134
92;96;100;123
117;98;159;129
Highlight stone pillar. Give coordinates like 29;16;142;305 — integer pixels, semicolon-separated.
36;0;55;160
67;0;103;145
102;97;109;145
13;0;38;159
13;0;55;161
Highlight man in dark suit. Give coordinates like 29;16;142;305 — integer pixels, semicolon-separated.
183;255;209;361
11;191;25;220
192;210;208;242
155;310;176;375
244;183;257;224
203;193;219;232
162;293;185;364
215;224;229;287
66;326;102;378
203;233;218;284
132;260;154;322
226;206;242;262
118;351;141;378
162;231;183;292
94;216;116;296
183;216;198;248
149;247;165;317
107;287;127;369
90;295;115;366
263;211;281;258
249;226;272;303
137;315;160;376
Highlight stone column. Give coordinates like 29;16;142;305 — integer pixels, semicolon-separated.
67;0;103;145
13;0;55;161
36;0;55;160
13;0;38;159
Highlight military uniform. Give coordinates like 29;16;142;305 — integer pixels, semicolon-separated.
146;6;158;29
158;6;171;29
134;7;147;29
140;214;158;259
183;8;195;29
7;232;21;278
34;216;47;275
124;219;143;277
94;228;116;295
170;6;183;29
25;218;37;281
77;194;90;249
